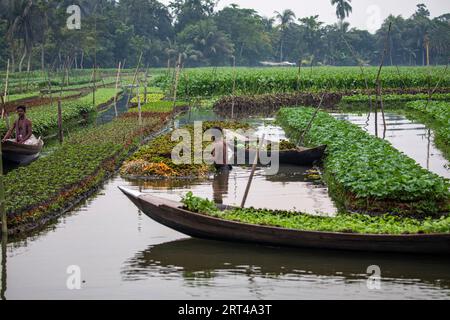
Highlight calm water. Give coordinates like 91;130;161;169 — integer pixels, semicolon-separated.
2;109;450;300
2;176;450;300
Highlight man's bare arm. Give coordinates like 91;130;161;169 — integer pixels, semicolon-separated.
2;121;16;142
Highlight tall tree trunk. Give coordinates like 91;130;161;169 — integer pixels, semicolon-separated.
18;47;27;73
10;52;15;73
27;50;32;73
280;39;284;62
41;43;45;73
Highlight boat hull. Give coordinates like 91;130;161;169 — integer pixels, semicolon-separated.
236;145;326;166
2;139;44;164
119;187;450;255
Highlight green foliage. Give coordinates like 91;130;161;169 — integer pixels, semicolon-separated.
5;114;163;227
341;93;450;104
155;67;450;97
130;93;165;104
181;193;450;235
277;107;450;215
182;191;220;214
121;121;250;177
0;88;119;137
128;100;188;113
406;100;450;156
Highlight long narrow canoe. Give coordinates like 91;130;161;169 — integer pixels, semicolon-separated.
119;187;450;255
234;145;326;166
2;138;44;164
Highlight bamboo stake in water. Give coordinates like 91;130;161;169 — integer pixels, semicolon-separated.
137;81;142;127
172;54;182;110
298;92;327;146
241;134;265;208
144;66;149;104
0;133;7;236
341;36;373;112
126;52;143;108
1;227;6;300
2;59;10;122
231;55;236;119
57;99;63;144
113;61;122;117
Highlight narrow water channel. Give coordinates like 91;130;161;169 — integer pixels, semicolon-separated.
333;111;449;179
2;108;450;300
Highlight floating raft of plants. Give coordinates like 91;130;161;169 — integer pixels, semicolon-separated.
0;88;121;138
405;100;450;158
1;111;173;235
121;121;252;179
277;107;450;217
181;192;450;235
213;92;342;117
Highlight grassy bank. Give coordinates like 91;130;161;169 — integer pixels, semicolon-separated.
277;107;450;216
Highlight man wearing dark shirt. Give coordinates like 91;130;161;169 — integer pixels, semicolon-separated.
2;105;33;144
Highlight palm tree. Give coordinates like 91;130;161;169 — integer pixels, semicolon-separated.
274;9;296;61
1;0;43;72
330;0;352;29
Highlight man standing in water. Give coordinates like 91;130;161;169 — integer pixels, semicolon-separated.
2;106;33;144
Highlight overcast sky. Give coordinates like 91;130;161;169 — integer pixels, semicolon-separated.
160;0;449;33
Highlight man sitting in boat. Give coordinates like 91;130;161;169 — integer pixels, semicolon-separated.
2;105;35;145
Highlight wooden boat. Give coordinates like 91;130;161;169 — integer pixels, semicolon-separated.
119;187;450;255
2;138;44;164
234;145;327;166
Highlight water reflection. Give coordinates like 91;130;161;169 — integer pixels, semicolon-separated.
127;165;337;216
334;112;449;178
122;238;450;293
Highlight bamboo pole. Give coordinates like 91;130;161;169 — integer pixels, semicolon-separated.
298;92;327;146
0;148;6;237
241;134;265;208
172;54;182;111
374;22;392;138
137;81;142;127
231;56;237;119
93;5;98;109
1;227;6;300
125;52;143;108
2;59;10;122
57;99;63;143
426;61;449;108
113;61;122;117
144;66;149;104
341;36;373;112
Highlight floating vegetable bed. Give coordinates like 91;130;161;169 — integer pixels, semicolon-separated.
277;107;450;217
121;121;250;178
0;88;121;137
405;100;450;158
2;112;171;234
181;193;450;235
128;100;189;113
213;92;342;117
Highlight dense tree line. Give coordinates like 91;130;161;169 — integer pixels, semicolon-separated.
0;0;448;71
